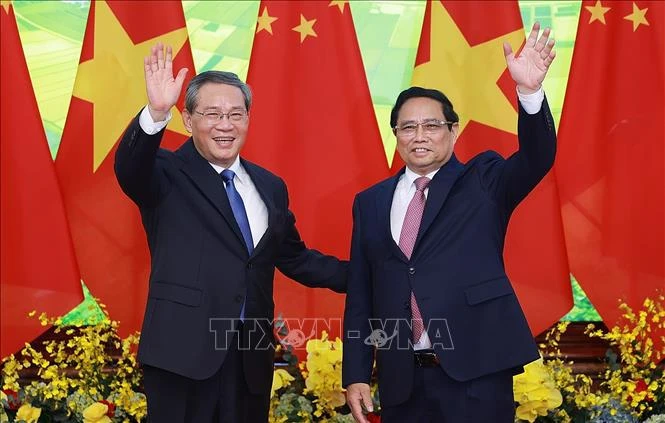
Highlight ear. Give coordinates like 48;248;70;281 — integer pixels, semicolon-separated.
450;123;460;147
182;109;193;133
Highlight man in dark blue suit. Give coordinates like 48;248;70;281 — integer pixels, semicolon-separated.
115;43;346;422
343;23;557;422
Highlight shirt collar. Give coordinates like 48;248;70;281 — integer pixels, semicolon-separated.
209;156;247;184
404;166;439;188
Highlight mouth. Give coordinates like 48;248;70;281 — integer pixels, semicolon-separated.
213;136;235;145
412;147;431;154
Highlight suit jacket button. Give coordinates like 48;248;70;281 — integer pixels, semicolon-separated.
247;263;254;269
235;295;243;303
408;267;415;275
403;301;409;310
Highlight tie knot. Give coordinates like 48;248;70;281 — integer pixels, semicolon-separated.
414;176;431;192
221;169;236;183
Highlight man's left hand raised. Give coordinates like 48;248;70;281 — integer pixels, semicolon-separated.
503;22;556;94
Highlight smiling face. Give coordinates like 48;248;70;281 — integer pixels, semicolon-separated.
182;82;249;168
395;96;458;176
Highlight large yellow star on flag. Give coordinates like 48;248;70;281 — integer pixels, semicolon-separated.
292;14;317;43
1;0;11;13
256;6;278;35
624;2;649;31
72;0;189;171
411;1;524;136
585;0;611;25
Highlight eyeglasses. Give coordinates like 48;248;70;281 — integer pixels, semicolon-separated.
393;119;456;137
193;110;248;125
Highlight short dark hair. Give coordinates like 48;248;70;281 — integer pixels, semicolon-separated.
390;86;459;129
184;70;252;113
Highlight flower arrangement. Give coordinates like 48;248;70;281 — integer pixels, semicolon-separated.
269;331;372;423
4;295;662;422
514;295;665;422
1;308;146;422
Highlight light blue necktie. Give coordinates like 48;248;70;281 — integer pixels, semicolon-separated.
221;169;254;321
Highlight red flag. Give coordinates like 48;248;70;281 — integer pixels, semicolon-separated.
1;2;83;358
411;1;573;335
556;1;664;329
244;1;390;348
54;0;195;335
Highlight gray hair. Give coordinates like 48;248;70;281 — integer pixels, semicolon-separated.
184;70;252;112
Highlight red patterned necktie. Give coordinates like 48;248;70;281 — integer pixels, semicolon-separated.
398;176;431;343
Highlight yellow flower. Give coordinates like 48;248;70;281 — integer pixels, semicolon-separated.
271;369;295;398
82;402;112;423
514;358;562;422
16;403;42;423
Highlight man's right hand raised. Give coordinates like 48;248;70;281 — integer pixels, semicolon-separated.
346;383;373;423
144;42;188;122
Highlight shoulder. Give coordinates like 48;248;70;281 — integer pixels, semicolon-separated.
241;158;287;189
460;151;506;177
465;151;504;167
354;175;396;204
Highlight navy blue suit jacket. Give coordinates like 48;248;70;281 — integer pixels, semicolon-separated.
342;98;557;407
115;111;346;396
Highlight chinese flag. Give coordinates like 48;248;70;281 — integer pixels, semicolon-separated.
1;2;82;358
410;1;573;335
244;1;390;348
556;1;664;330
54;0;195;335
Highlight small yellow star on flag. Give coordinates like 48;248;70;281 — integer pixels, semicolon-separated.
329;0;348;13
624;2;649;31
256;6;278;35
292;14;317;43
585;0;611;25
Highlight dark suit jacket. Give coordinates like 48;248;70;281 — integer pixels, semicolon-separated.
114;111;346;396
342;98;557;407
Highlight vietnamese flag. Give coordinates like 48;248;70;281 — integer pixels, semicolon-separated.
244;1;390;346
1;1;82;358
410;0;573;336
556;1;664;332
54;0;195;335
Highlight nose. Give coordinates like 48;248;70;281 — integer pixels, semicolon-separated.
213;116;234;131
413;124;427;141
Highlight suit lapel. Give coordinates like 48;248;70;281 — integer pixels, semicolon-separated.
414;154;464;248
176;140;247;252
241;158;276;259
376;169;408;263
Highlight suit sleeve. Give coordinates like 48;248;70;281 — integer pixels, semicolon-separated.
342;196;374;387
275;180;347;293
114;108;170;208
479;95;557;212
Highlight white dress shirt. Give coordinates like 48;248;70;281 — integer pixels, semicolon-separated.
209;158;269;247
389;88;545;350
138;107;269;247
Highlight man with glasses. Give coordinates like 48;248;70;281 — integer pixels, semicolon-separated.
343;23;556;422
114;42;347;422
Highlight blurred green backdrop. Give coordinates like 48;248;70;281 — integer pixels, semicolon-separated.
11;0;601;325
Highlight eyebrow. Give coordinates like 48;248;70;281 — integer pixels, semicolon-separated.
398;118;445;124
200;106;246;111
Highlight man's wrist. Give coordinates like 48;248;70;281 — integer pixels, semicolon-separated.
517;84;540;95
147;104;170;122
